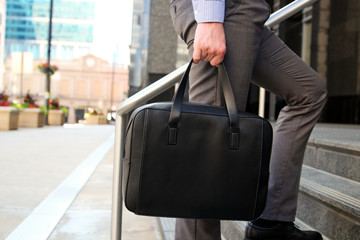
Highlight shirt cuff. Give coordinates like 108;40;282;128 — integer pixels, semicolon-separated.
193;0;225;23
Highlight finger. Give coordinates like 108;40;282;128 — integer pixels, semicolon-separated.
193;47;202;64
203;54;211;62
209;55;224;67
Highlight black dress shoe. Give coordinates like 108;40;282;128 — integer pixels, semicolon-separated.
244;221;323;240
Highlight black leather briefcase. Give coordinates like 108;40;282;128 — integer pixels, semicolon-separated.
122;61;273;220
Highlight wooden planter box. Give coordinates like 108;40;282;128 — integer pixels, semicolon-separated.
0;107;19;130
19;108;45;128
48;110;65;126
85;115;108;125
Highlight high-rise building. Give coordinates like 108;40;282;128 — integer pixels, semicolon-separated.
0;0;6;89
5;0;95;61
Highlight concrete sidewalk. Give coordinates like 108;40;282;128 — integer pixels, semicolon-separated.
0;125;161;240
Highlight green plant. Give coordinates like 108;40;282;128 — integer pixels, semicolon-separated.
84;107;105;118
49;97;68;115
36;63;58;75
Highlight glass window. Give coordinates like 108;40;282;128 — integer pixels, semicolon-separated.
10;43;24;53
61;45;74;60
26;44;40;59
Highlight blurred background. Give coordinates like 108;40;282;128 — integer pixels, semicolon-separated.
0;1;359;239
1;0;359;125
0;0;132;124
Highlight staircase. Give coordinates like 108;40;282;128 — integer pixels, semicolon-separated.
157;124;360;240
296;124;360;239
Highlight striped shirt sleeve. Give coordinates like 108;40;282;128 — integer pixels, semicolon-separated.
192;0;225;23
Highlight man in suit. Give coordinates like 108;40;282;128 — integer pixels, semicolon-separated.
170;0;327;239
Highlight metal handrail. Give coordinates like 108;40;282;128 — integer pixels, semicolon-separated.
112;0;318;239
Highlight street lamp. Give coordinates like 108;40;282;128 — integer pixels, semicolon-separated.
46;0;54;124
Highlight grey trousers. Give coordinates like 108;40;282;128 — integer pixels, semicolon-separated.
170;0;327;239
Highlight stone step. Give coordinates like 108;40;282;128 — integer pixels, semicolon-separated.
297;165;360;240
305;124;360;182
156;165;360;240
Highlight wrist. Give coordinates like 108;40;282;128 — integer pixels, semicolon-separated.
198;22;223;25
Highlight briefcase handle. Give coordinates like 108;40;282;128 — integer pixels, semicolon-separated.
168;60;240;150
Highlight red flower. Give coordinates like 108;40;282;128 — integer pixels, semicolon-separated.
36;63;58;75
29;104;39;108
0;101;10;106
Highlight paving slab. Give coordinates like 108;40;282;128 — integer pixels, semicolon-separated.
0;125;161;240
49;147;161;240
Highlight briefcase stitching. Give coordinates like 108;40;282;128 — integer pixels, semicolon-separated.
251;121;264;219
136;109;149;213
125;111;141;211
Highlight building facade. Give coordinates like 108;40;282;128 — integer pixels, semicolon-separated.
128;0;187;99
3;54;129;123
5;0;95;61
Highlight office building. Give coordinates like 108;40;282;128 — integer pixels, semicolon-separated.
5;0;95;61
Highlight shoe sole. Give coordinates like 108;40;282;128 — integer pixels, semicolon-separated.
244;237;323;240
244;238;280;240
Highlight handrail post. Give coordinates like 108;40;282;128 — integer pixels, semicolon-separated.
111;115;126;240
258;88;266;118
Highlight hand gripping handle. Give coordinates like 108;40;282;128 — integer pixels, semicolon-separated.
168;60;240;150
